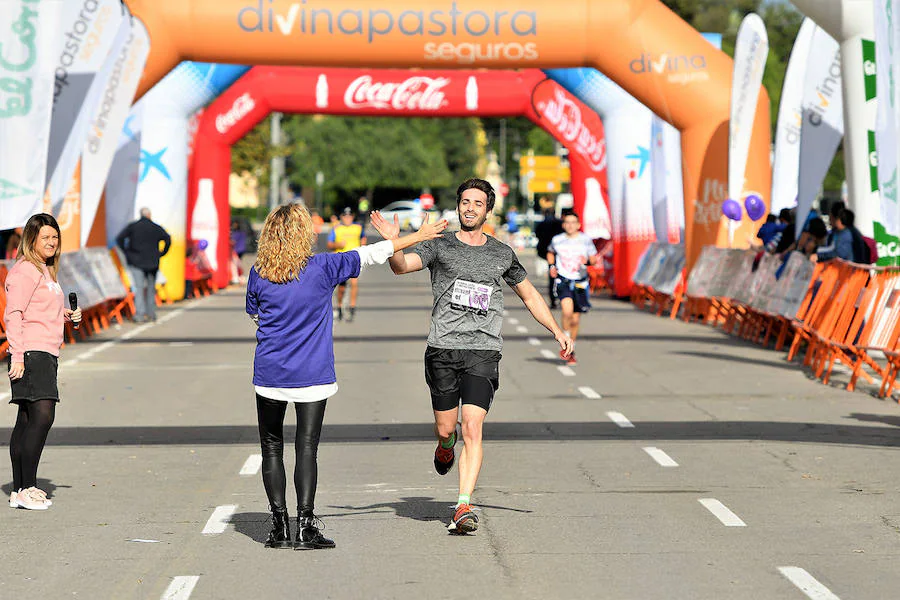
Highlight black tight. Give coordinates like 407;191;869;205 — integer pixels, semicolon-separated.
9;400;56;491
256;394;326;516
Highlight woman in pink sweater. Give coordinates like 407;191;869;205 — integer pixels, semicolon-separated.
4;214;81;510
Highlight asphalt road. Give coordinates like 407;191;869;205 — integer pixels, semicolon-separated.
2;255;899;600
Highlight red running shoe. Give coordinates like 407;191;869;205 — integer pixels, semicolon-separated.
566;352;577;366
433;429;457;475
448;503;479;534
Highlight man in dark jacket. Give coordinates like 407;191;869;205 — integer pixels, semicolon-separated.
116;208;171;322
534;206;564;308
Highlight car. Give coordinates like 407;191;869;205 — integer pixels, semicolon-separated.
378;200;424;231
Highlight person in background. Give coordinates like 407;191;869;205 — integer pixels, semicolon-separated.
116;208;171;323
247;204;447;550
310;210;325;234
5;230;22;260
816;209;856;262
231;220;248;260
534;205;564;308
4;214;81;511
327;208;366;322
357;196;371;227
505;205;520;242
755;214;779;248
766;209;795;255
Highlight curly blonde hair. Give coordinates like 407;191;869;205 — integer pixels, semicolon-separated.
255;203;315;283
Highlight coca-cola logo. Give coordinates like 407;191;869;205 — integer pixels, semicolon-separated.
344;75;449;111
538;89;606;172
216;92;256;134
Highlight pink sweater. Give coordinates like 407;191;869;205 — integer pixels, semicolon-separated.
3;260;65;363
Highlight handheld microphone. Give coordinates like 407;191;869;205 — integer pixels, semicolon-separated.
69;292;79;330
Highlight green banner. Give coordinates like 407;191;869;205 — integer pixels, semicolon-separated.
874;221;900;266
863;39;877;101
869;130;880;192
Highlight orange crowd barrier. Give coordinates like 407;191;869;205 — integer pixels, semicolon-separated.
631;243;900;401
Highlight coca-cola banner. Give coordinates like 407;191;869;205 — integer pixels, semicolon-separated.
190;67;610;288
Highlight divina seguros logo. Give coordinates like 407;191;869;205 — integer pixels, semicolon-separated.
237;1;539;65
629;52;709;85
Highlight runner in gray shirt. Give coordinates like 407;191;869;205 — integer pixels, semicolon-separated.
371;178;573;535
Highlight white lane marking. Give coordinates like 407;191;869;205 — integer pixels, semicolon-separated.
777;567;841;600
121;323;154;340
515;325;528;333
507;318;519;325
606;411;634;428
239;454;262;476
557;366;575;377
168;342;194;347
540;349;557;360
502;310;509;316
578;386;601;399
201;505;237;535
127;538;161;543
161;576;200;600
527;337;541;346
698;498;746;527
643;447;678;467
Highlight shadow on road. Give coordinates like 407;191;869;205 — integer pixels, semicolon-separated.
323;496;533;522
5;420;900;447
1;478;67;499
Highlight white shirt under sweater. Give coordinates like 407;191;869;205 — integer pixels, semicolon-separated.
253;240;395;403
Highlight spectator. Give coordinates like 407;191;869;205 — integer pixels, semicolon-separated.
534;207;564;308
755;214;779;247
116;208;171;323
816;209;855;262
799;217;828;258
230;220;248;259
766;209;795;254
5;230;21;260
505;205;520;237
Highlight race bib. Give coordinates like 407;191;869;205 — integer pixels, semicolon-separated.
451;279;492;316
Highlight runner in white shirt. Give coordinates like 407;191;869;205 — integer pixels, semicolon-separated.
547;210;598;366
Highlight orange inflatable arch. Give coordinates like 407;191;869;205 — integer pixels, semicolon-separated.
123;0;771;270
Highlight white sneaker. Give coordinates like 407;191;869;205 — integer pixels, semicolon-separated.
15;488;49;510
9;491;18;508
30;487;52;506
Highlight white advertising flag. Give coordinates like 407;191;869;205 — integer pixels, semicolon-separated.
796;27;844;237
0;0;66;230
728;13;769;207
44;0;130;214
650;116;669;243
104;102;143;248
81;18;149;246
875;0;900;236
771;18;816;214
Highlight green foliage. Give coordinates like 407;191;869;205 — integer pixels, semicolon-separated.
280;116;481;211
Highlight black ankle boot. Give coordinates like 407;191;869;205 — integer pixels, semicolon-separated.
295;515;335;550
265;509;292;549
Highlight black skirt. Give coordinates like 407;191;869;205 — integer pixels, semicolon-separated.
7;351;59;403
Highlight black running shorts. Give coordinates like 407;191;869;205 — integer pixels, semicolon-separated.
424;346;500;412
555;278;591;313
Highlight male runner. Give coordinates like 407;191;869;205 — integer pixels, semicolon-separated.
371;178;573;534
328;208;366;322
547;210;598;366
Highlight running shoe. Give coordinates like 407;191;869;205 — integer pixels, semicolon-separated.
566;352;577;366
433;429;457;475
447;503;478;534
9;491;17;508
336;307;343;321
346;307;356;323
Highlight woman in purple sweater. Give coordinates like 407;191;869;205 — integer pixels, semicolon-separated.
246;203;445;550
4;214;81;511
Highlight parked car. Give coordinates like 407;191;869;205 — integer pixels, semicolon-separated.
378;200;425;231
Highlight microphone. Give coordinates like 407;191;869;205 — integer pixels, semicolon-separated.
69;292;79;330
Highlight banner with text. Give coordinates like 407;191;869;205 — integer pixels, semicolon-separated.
876;0;900;239
0;0;65;230
797;27;844;237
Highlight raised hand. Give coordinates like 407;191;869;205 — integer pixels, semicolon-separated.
416;214;449;241
370;210;400;240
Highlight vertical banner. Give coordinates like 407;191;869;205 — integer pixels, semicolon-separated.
81;18;150;246
45;0;130;229
727;13;769;241
0;0;65;230
771;18;816;215
105;102;143;247
650;116;669;244
796;27;844;237
662;122;685;243
876;0;900;246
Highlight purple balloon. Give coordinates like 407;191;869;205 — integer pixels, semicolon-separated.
744;194;766;221
722;198;743;222
198;239;208;251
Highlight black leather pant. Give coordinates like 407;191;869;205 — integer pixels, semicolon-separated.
256;394;326;517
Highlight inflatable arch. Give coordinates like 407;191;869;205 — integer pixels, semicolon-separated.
188;67;611;289
122;0;772;272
